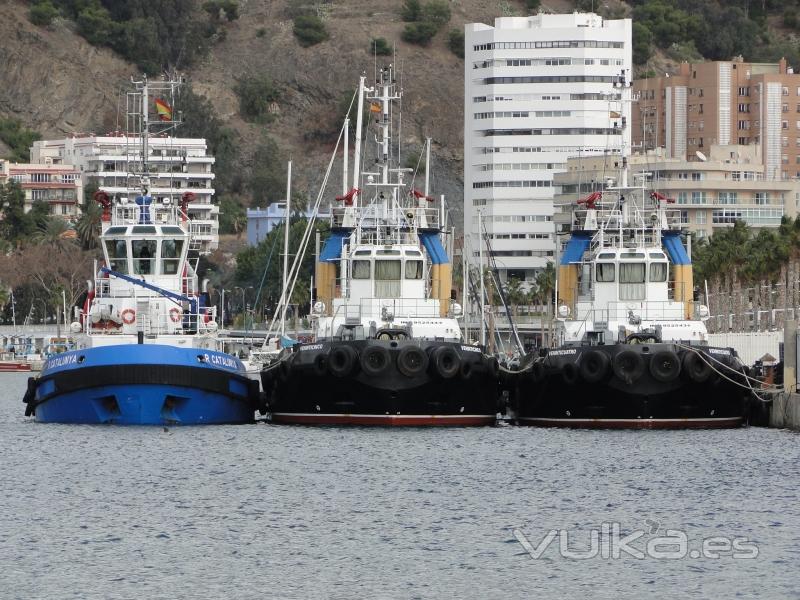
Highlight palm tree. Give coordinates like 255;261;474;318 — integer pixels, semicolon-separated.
75;200;102;250
33;217;76;251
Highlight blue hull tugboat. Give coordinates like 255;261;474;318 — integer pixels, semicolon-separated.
23;75;259;425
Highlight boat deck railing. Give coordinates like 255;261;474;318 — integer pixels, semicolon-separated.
332;297;440;320
331;205;441;233
109;204;189;227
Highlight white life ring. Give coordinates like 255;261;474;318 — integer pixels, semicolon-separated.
121;308;136;325
169;307;182;323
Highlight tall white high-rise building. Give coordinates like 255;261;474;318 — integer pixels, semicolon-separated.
464;13;632;285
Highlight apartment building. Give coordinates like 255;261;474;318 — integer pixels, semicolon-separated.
464;12;632;285
552;144;800;238
30;136;218;251
633;58;800;182
0;159;83;220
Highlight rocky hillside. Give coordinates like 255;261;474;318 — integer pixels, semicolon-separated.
2;0;793;226
0;0;586;223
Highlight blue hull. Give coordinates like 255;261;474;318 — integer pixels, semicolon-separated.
26;344;258;425
33;384;254;425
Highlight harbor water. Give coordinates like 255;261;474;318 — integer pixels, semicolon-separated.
1;373;798;599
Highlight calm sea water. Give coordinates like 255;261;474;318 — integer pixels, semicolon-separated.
0;373;798;599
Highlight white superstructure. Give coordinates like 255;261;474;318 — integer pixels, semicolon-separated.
464;12;632;285
31;135;218;251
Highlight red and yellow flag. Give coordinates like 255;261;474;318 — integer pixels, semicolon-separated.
369;102;382;113
155;98;172;121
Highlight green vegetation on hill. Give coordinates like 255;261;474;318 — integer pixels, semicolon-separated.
28;0;237;73
0;118;41;162
400;0;451;46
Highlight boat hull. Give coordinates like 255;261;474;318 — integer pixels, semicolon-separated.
26;345;258;425
510;343;751;429
263;340;500;426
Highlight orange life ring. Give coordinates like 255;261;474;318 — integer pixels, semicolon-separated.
169;307;182;323
121;308;136;325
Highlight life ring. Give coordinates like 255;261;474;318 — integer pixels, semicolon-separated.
612;350;645;385
121;309;136;325
649;350;682;382
360;345;391;376
561;362;579;385
681;351;712;383
169;307;182;323
328;345;358;378
430;346;460;379
579;349;611;384
397;346;428;377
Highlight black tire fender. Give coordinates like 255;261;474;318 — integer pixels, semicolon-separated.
430;346;460;379
613;350;645;385
649;350;681;382
397;346;428;378
579;350;610;384
328;345;358;378
360;345;391;377
682;351;712;383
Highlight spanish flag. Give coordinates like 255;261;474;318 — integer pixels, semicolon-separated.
155;98;172;122
609;110;621;119
369;102;381;113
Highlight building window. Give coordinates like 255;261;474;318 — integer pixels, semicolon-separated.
677;192;688;204
691;191;706;204
718;192;738;204
691;172;703;181
696;211;706;224
755;193;769;205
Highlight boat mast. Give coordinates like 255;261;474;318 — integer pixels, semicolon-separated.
282;160;291;338
479;210;485;347
352;76;366;201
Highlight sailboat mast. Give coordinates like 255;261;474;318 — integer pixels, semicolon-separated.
282;161;292;338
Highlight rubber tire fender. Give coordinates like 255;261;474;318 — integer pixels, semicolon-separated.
613;350;645;385
579;350;611;384
649;350;681;382
328;345;359;378
312;352;328;376
561;361;579;385
430;346;460;379
396;346;428;378
360;345;391;377
681;351;712;383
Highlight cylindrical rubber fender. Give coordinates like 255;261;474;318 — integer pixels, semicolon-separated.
561;361;579;385
397;346;429;378
360;345;391;377
649;350;681;382
312;352;328;376
579;349;611;384
430;346;460;379
460;360;474;379
613;350;645;385
328;345;358;378
681;351;712;383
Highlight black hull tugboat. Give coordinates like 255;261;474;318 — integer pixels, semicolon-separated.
510;72;752;429
262;67;500;425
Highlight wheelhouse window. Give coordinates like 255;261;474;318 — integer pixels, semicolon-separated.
649;262;668;282
405;260;423;279
352;260;371;279
619;263;646;300
161;239;183;275
132;240;157;275
596;263;615;282
375;260;401;296
105;239;128;274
